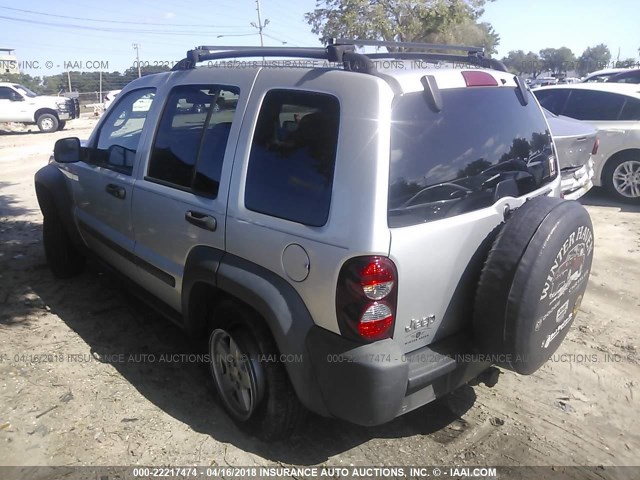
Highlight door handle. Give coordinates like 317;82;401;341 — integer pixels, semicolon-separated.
185;210;217;231
105;184;126;199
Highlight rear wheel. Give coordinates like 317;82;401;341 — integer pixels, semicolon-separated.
208;300;304;440
37;113;59;133
603;153;640;203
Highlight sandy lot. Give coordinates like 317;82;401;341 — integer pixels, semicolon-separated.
0;118;639;477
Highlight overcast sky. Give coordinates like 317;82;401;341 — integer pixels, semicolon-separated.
1;0;638;75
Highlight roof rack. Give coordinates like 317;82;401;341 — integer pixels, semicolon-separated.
172;43;375;73
333;38;485;55
172;39;507;73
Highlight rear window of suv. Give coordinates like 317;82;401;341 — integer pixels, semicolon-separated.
388;87;556;227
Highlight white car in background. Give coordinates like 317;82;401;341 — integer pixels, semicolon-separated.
581;68;629;83
104;89;152;112
103;89;121;110
544;109;598;200
534;83;640;202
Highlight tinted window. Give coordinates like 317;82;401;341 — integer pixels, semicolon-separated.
245;90;339;227
562;90;625;121
0;87;16;100
620;98;640;121
147;85;238;196
389;88;555;227
93;88;156;175
533;89;569;115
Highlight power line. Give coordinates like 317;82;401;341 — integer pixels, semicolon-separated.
0;6;247;28
0;15;255;36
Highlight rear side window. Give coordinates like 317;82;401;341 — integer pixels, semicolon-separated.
147;84;238;197
534;89;569;115
389;87;556;227
562;90;625;121
244;90;339;227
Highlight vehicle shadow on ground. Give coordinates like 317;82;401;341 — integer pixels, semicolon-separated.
14;260;477;464
579;187;640;213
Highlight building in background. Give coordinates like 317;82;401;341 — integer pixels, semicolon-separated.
0;48;19;75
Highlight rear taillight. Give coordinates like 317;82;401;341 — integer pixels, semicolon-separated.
592;138;599;155
336;256;398;342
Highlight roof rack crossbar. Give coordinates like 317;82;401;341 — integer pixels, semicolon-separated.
333;38;485;54
173;44;368;71
172;41;504;74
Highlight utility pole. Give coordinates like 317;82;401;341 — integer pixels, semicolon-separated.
67;70;72;93
132;43;141;78
250;0;269;47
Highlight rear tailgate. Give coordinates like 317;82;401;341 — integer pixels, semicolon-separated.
387;81;559;353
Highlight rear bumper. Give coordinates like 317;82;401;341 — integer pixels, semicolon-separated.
561;158;595;200
306;326;491;426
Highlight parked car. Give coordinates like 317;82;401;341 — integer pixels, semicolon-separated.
103;89;121;110
35;41;594;440
558;77;580;84
544;109;598;199
581;68;629;83
607;68;640;84
104;89;152;113
534;83;640;202
0;82;79;132
530;76;558;87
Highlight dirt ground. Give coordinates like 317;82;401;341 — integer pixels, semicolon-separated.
0;118;639;476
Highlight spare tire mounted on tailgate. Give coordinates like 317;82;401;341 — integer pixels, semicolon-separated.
474;196;594;375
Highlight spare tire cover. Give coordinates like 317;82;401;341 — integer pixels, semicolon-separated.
473;196;594;375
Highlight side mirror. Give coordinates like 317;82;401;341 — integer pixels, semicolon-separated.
10;92;24;102
54;137;81;163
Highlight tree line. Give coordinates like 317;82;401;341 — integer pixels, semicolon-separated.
501;45;638;78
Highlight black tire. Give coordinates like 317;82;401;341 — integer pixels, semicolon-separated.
37;113;59;133
602;152;640;204
42;208;86;278
207;300;305;440
473;197;594;375
57;120;67;131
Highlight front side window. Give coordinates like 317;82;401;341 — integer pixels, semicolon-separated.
562;90;625;121
389;87;556;227
92;88;156;175
244;90;340;227
147;84;238;197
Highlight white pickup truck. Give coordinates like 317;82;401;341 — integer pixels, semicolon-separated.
0;82;80;132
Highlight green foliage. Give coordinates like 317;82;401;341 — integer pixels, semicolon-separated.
501;50;542;76
305;0;499;55
539;47;576;74
577;44;611;76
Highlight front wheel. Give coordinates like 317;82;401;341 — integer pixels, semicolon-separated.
42;208;85;278
208;301;304;440
37;113;59;133
603;154;640;203
57;120;67;131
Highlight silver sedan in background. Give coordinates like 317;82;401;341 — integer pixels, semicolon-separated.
544;109;598;199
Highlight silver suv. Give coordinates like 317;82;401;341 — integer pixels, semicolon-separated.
34;40;594;440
